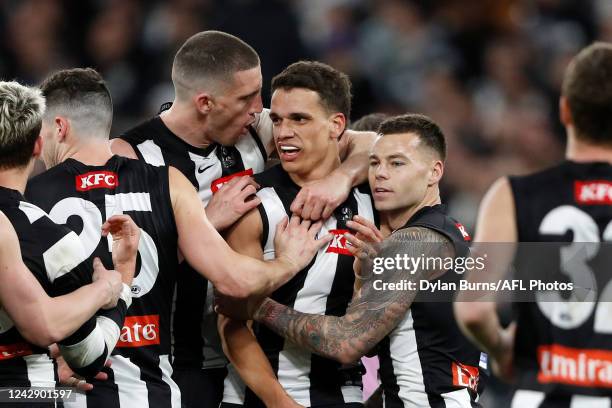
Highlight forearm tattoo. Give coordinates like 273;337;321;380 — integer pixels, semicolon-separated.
255;227;452;362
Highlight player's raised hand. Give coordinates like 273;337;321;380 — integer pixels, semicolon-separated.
102;214;141;284
206;176;261;231
273;216;332;272
344;215;384;283
290;172;351;221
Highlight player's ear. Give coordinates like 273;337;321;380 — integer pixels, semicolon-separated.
329;112;346;140
32;134;43;159
194;93;213;115
559;96;573;127
429;159;444;186
55;117;69;142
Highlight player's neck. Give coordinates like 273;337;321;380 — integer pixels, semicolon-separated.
0;164;32;194
384;188;441;231
63;139;114;166
287;154;341;186
161;103;213;149
566;134;612;164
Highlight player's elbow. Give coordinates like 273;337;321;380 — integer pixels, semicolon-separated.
454;301;492;333
336;348;363;365
20;325;60;347
214;279;251;299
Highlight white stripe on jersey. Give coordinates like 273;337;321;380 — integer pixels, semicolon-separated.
223;363;247;404
24;353;55;387
258;188;287;261
235;130;266;173
512;391;612;408
222;187;366;406
137;140;165;167
440;388;473;408
112;355;150;408
42;230;87;282
188;151;221;205
159;355;181;408
18;201;46;223
389;311;429;407
570;395;611;408
511;390;545;408
276;216;343;404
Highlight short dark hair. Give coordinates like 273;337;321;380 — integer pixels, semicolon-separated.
351;113;389;132
271;61;352;120
379;114;446;160
0;81;45;169
172;30;260;96
562;42;612;145
40;68;113;134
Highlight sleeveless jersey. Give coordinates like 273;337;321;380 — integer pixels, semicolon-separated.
117;105;271;370
221;164;377;407
509;161;612;407
26;156;180;408
379;204;484;408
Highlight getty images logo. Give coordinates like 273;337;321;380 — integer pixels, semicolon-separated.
75;171;118;191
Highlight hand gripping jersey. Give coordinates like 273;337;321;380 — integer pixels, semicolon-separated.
221;165;377;407
379;205;484;408
117;105;272;371
1;186;129;408
26;156;179;408
509;161;612;408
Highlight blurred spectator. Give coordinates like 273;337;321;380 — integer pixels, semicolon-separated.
1;0;597;234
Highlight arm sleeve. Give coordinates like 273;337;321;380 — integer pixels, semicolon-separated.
50;260;132;378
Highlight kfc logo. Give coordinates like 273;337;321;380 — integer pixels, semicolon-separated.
76;171;118;191
116;315;160;348
326;229;352;256
455;223;471;241
452;362;479;392
211;169;254;193
575;181;612;205
0;342;33;360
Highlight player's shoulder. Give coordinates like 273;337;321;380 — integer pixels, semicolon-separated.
254;163;288;189
509;161;571;186
26;162;72;195
354;182;372;196
115;116;163;144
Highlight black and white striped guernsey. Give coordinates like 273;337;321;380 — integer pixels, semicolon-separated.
0;185;128;408
116;105;272;371
26;156;179;408
378;204;484;408
221;164;377;407
509;161;612;408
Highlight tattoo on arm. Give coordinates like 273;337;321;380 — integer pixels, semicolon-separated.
255;227;452;362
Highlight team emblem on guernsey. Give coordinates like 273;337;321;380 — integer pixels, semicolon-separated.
220;146;236;168
75;171;118;191
326;229;351;255
340;207;353;222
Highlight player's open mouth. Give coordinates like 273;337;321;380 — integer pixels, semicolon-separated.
373;187;393;198
278;144;302;161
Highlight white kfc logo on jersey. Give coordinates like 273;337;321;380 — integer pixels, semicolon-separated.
326;229;352;255
76;171;118;191
575;181;612;205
